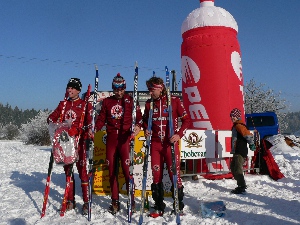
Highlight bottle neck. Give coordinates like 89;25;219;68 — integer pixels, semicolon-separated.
200;1;214;7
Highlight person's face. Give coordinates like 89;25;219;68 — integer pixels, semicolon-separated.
113;88;125;99
149;87;163;99
230;115;238;123
67;87;80;100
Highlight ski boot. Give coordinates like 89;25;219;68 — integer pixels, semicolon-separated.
108;200;120;215
82;202;89;215
66;200;76;211
148;183;165;218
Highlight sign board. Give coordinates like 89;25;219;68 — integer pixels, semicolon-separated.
93;130;172;196
180;130;215;159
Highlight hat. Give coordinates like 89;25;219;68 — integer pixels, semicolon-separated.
230;108;241;119
112;73;126;90
67;78;82;91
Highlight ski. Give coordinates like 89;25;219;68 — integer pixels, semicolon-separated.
41;91;68;218
86;65;99;221
60;84;92;217
40;152;54;218
128;61;138;223
165;66;181;225
138;99;153;225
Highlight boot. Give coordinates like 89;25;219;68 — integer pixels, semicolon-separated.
149;183;165;218
231;186;247;194
171;185;185;214
66;200;76;211
82;202;89;215
108;200;120;215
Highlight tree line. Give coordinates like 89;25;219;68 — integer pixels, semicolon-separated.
284;112;300;134
0;103;41;128
1;78;300;144
0;103;48;142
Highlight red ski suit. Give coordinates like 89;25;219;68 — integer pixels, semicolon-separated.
48;97;92;202
143;95;190;187
95;94;143;201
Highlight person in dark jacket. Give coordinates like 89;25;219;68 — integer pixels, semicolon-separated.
95;73;143;214
230;108;256;194
47;78;92;215
143;76;191;218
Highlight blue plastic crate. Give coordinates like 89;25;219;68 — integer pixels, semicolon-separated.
200;201;226;218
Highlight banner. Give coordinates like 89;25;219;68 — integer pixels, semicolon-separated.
180;129;215;159
93;130;172;196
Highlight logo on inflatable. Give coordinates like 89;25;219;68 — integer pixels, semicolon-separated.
181;56;213;130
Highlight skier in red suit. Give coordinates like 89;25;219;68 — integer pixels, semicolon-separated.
47;78;92;215
95;73;143;214
143;76;191;218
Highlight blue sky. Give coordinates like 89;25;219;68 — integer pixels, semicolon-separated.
1;0;300;111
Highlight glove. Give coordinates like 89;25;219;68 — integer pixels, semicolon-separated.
249;144;256;151
68;127;79;137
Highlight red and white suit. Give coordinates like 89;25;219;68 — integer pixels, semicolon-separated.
48;98;93;203
95;93;143;201
143;95;190;187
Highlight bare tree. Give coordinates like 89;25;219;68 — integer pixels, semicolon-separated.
244;79;290;132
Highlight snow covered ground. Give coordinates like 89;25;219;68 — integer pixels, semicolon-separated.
0;135;299;225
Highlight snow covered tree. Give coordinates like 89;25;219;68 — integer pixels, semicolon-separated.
3;123;19;140
20;110;51;145
0;124;4;139
244;79;289;132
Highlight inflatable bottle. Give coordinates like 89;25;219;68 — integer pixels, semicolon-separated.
181;0;244;130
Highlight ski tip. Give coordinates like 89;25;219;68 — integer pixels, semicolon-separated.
94;64;98;70
135;61;138;67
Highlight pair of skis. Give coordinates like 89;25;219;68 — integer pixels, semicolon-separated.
166;66;181;225
138;99;153;225
86;65;99;221
41;91;68;218
128;62;139;223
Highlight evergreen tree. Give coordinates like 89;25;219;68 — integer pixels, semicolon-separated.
0;102;39;128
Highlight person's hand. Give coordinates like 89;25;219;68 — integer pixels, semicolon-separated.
249;144;256;151
68;127;78;137
144;129;151;137
170;134;180;143
133;125;141;137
